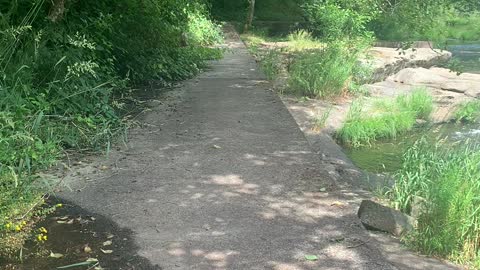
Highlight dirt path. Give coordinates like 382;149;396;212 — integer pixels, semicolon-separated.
56;29;459;270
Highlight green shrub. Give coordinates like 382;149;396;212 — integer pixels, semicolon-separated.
337;89;434;147
388;139;480;266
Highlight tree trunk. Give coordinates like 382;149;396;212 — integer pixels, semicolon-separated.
243;0;255;33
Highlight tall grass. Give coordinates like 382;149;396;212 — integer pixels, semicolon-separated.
337;89;433;147
454;100;480;122
287;39;369;98
389;139;480;266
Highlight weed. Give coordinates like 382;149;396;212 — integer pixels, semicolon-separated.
313;107;332;131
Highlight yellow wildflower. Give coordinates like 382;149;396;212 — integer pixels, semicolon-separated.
37;234;43;241
15;226;21;231
42;235;47;241
39;227;48;234
5;223;11;229
21;221;27;226
56;203;63;208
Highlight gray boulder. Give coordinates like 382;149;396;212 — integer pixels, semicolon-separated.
358;200;416;237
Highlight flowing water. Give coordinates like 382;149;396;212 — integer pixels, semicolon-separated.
344;123;480;173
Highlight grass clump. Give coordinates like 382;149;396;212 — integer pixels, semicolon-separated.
287;39;370;98
312;107;332;131
286;30;324;51
388;139;480;266
454;100;480;122
337;89;433;147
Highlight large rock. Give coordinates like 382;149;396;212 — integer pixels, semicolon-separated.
358;200;415;237
362;48;452;83
391;67;480;96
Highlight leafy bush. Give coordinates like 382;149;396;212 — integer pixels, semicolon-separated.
389;139;480;266
337;89;434;147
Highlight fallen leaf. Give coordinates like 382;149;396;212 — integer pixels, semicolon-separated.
100;249;113;254
106;233;114;239
50;252;64;259
304;254;318;261
56;220;67;224
86;258;98;262
67;219;74;224
57;216;69;220
100;165;108;170
102;240;112;246
319;188;327;192
212;145;221;149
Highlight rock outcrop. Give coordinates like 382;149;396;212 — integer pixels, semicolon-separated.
363;48;452;83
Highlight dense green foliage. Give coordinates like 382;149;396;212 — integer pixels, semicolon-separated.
337;89;433;146
302;0;377;40
446;12;480;41
389;140;480;266
0;0;222;256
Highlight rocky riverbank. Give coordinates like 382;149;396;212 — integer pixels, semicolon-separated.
282;47;480;135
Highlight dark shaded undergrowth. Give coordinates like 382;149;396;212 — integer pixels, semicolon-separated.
0;0;222;258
